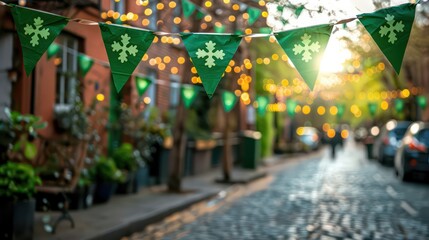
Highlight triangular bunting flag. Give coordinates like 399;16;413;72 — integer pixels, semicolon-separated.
247;7;261;26
295;5;305;17
196;9;206;20
358;3;416;75
286;99;297;117
336;104;345;118
257;96;269;115
182;0;196;19
275;24;333;90
394;99;404;112
417;95;427;109
222;91;238;112
181;33;242;98
368;102;377;116
47;43;60;60
78;54;94;78
135;76;152;97
214;25;226;33
99;23;154;92
11;5;68;75
181;85;199;108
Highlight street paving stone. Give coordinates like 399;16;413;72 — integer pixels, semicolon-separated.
132;140;429;240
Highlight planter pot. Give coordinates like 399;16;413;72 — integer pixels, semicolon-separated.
148;146;170;185
94;182;117;203
116;171;136;194
0;198;35;240
84;184;96;208
133;166;149;193
184;139;216;176
69;184;96;209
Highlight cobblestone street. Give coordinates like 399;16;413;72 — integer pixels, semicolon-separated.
129;139;429;240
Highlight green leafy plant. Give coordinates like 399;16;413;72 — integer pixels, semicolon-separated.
0;109;47;162
0;162;41;201
112;143;138;172
95;156;124;183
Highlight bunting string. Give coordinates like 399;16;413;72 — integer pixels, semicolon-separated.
0;1;419;97
0;1;361;37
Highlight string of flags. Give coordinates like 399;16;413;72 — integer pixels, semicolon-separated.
1;2;418;99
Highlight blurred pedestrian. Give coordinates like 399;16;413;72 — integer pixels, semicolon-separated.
330;129;342;159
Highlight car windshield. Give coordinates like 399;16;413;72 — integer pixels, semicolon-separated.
417;129;429;145
389;127;408;140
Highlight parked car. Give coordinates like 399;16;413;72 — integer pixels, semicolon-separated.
296;127;320;152
373;120;412;164
394;122;429;181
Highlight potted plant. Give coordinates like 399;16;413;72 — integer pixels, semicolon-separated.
69;167;96;209
0;108;47;164
93;156;124;203
112;143;139;194
184;109;216;176
0;162;41;240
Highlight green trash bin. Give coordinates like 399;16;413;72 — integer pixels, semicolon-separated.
239;130;262;169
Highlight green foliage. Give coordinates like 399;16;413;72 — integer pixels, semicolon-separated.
77;167;95;187
53;100;88;140
185;109;213;140
112;143;138;172
95;156;124;183
119;106;169;164
0;109;47;162
0;162;41;201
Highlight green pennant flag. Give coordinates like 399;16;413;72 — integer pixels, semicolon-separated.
294;5;305;17
47;43;60;60
247;7;261;26
182;0;196;19
417;95;427;109
78;54;94;78
11;4;69;76
394;99;404;112
196;9;205;20
259;27;272;34
358;3;416;75
368;102;377;116
214;25;226;33
234;30;244;35
181;85;199;108
135;76;152;97
286;99;297;117
275;24;333;90
337;104;346;118
257;96;269;115
181;33;242;98
222;91;238;112
99;23;155;92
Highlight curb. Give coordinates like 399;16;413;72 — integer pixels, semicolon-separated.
88;190;220;240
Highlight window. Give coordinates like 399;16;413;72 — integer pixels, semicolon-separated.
169;75;181;108
171;3;181;33
55;34;80;105
111;0;125;14
148;1;158;31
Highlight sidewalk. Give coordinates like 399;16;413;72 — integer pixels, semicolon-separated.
34;150;323;240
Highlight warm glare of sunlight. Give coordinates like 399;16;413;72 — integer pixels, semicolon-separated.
319;37;352;73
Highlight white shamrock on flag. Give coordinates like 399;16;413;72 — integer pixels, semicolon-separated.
379;14;404;44
24;17;50;47
196;41;225;68
111;33;138;63
293;33;320;62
